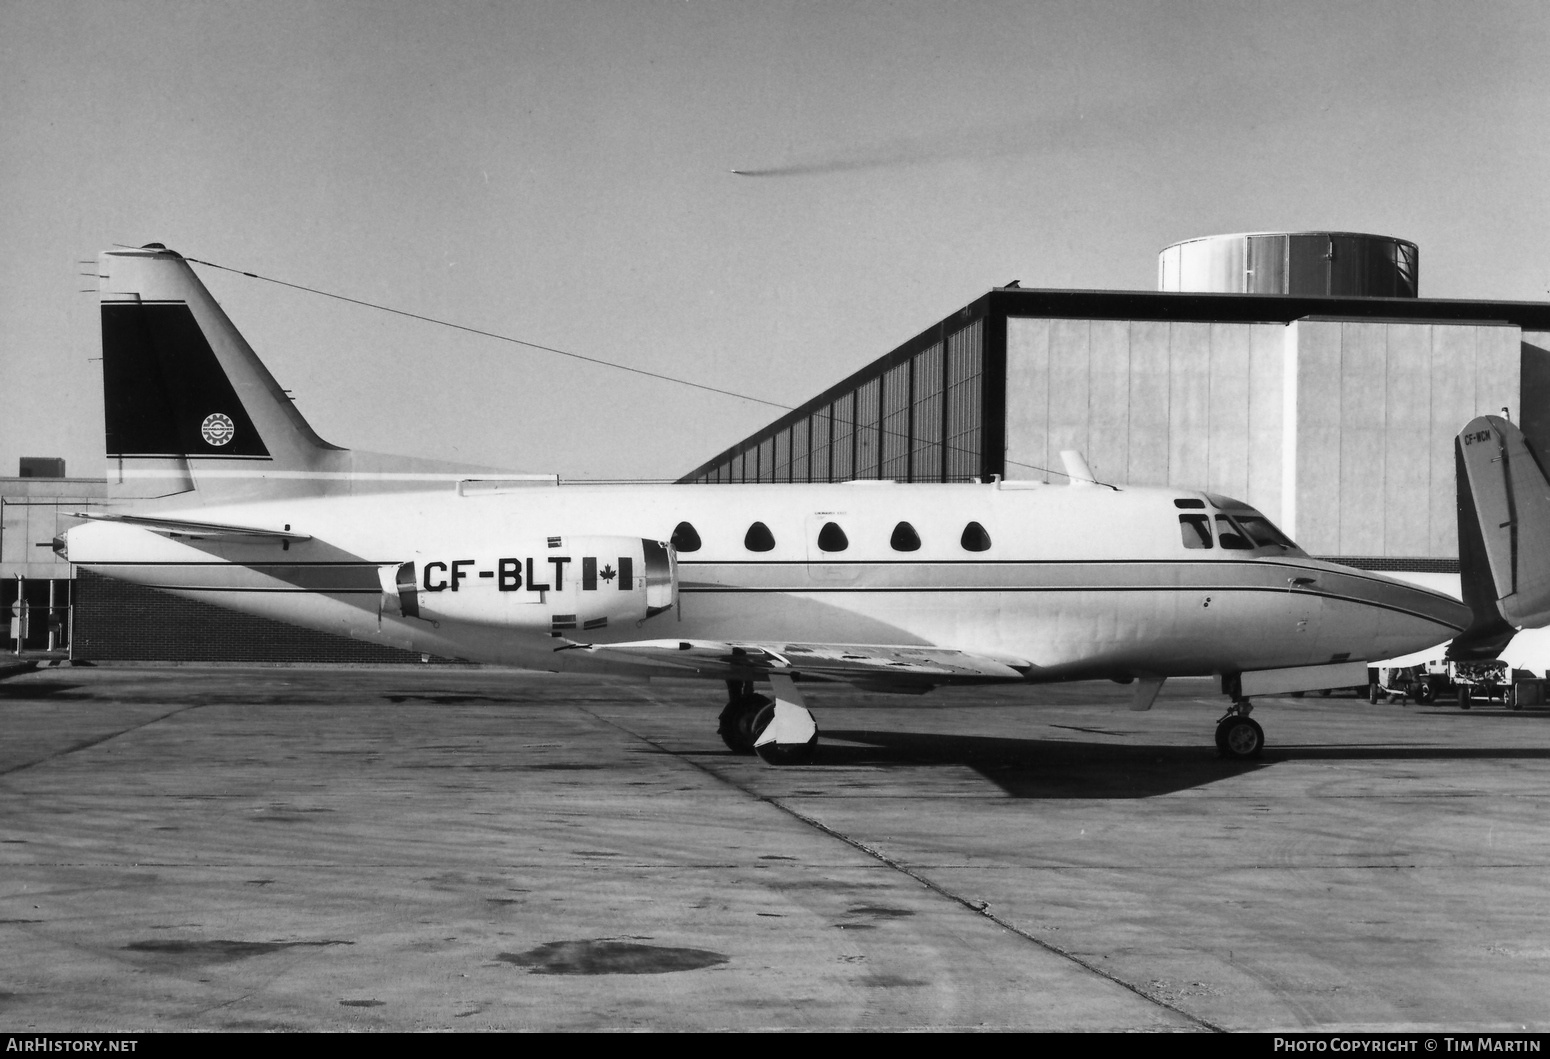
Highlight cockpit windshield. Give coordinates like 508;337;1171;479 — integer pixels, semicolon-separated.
1177;499;1303;555
1232;515;1298;550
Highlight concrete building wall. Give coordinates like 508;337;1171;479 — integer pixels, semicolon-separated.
1005;317;1285;517
1006;316;1519;559
1283;320;1518;557
0;478;105;580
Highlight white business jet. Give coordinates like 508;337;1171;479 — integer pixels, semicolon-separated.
61;245;1472;762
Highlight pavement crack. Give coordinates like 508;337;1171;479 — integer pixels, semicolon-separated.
0;703;209;777
577;702;1224;1033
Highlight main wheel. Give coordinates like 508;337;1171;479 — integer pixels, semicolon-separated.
1216;716;1265;760
1412;682;1436;705
750;702;818;766
717;693;769;754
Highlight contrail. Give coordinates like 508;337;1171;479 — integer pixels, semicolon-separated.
729;119;1060;178
728;101;1152;179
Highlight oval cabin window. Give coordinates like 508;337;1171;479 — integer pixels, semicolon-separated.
817;521;848;552
961;521;991;552
744;521;775;552
890;521;921;551
671;521;701;553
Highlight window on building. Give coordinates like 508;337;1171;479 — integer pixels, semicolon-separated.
881;361;910;480
855;378;881;479
745;521;776;552
961;521;991;552
817;522;848;552
773;428;791;483
790;418;810;484
911;344;943;481
890;521;921;551
810;406;832;483
945;322;983;480
671;522;702;553
831;393;854;480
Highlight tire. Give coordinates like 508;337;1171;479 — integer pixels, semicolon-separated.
750;702;818;765
1412;682;1436;705
1368;683;1381;704
1458;686;1471;710
717;693;769;754
1216;716;1264;760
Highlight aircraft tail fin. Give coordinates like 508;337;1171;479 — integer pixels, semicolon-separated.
98;244;498;502
1448;415;1550;659
99;244;341;499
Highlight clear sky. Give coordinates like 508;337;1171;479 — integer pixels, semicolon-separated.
3;0;1548;481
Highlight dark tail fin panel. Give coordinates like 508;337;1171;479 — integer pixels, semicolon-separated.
102;301;271;460
99;245;339;499
1449;415;1550;658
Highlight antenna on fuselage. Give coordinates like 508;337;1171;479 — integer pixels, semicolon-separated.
1060;450;1111;489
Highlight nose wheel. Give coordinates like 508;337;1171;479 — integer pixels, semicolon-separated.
1215;703;1265;760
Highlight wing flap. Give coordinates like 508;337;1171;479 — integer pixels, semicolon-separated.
560;638;1032;689
71;511;312;543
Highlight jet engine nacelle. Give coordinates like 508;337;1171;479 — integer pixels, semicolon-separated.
378;535;676;638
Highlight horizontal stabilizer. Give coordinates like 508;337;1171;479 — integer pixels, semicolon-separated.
1450;415;1550;657
71;511;312;543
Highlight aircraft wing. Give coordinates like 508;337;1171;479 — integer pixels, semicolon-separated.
70;512;313;543
559;638;1033;691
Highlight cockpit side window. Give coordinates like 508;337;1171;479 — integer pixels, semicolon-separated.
1215;515;1254;550
1179;514;1213;549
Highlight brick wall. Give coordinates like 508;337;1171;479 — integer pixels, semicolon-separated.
72;571;437;663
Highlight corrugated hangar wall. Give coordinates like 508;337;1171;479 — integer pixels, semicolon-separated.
1005;317;1524;559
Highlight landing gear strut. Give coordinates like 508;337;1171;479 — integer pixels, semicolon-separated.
1215;699;1265;760
717;676;819;765
717;681;767;754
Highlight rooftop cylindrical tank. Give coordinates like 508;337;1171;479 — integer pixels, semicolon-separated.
1158;232;1418;297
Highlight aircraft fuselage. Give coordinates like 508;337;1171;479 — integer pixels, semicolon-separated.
64;477;1469;685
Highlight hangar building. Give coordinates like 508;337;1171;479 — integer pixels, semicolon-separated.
681;233;1550;589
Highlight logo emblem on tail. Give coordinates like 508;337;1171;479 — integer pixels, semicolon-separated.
200;413;235;446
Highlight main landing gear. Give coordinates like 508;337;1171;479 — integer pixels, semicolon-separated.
717;676;819;765
1214;699;1265;760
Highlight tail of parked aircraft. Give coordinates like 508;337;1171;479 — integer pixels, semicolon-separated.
1449;414;1550;659
98;244;498;502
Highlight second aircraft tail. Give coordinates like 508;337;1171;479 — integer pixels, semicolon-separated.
1449;415;1550;659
